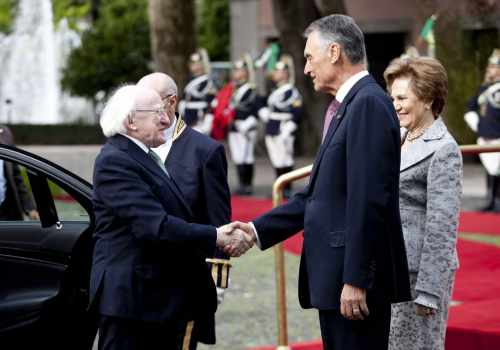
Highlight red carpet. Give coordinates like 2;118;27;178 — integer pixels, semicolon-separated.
231;197;500;350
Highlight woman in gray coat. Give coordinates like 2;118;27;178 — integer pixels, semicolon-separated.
384;57;463;350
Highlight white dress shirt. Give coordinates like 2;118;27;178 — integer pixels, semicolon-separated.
152;115;177;163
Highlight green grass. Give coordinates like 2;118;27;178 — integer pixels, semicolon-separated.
199;247;320;350
459;232;500;247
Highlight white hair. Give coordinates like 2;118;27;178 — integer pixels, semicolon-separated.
100;85;137;137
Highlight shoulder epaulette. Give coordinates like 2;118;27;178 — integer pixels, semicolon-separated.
173;118;187;142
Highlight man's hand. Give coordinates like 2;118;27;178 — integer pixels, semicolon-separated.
340;284;369;320
28;210;39;220
223;221;256;256
416;304;436;317
216;222;255;257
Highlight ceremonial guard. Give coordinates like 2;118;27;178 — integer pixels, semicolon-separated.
224;54;260;195
464;49;500;211
258;55;302;197
179;48;216;135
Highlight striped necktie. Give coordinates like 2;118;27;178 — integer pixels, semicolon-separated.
322;98;341;142
148;149;170;178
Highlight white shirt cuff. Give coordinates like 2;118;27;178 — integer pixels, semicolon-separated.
414;292;439;310
249;222;262;249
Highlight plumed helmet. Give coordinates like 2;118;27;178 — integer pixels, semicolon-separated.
190;48;211;74
488;49;500;66
275;54;295;85
233;53;255;85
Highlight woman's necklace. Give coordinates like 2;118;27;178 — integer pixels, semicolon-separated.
406;122;433;142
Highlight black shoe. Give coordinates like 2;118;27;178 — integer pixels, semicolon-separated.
484;199;500;212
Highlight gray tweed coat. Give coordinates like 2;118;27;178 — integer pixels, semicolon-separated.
389;118;463;350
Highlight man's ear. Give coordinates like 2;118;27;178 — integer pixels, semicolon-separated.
328;43;340;64
125;114;137;131
170;95;178;106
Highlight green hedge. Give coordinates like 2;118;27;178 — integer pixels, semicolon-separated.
6;124;105;145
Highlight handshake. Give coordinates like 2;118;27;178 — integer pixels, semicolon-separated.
216;221;256;257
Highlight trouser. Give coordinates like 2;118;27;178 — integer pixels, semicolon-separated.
484;174;500;210
98;315;186;350
318;303;391;350
236;164;254;188
275;166;294;198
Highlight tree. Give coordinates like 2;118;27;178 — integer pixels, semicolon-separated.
433;0;499;144
0;0;17;34
198;0;230;61
148;0;196;89
61;0;151;100
271;0;346;153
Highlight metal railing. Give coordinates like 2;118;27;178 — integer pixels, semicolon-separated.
270;143;500;349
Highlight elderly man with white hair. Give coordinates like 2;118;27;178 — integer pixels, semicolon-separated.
89;85;252;350
137;72;231;350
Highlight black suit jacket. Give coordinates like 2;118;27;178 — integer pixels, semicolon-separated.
166;126;231;343
166;126;231;234
254;75;411;310
0;126;36;220
90;134;217;324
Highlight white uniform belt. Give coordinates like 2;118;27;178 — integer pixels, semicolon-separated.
269;112;292;121
185;101;208;109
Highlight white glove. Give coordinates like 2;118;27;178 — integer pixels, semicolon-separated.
464;111;479;133
258;107;270;122
238;116;258;134
216;287;225;305
280;120;297;137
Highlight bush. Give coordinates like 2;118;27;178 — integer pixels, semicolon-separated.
61;0;151;100
6;124;105;145
0;0;17;34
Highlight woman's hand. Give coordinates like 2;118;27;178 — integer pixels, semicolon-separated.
416;304;436;317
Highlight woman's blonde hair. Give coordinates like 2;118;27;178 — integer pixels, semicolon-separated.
384;57;448;118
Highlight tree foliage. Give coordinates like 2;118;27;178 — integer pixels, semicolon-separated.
61;0;151;100
434;0;499;144
0;0;17;34
52;0;90;29
198;0;229;61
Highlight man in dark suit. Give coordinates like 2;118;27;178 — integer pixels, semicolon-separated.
138;72;231;349
230;15;411;350
90;85;251;350
0;126;38;220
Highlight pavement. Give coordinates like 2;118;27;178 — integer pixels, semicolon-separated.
19;144;491;211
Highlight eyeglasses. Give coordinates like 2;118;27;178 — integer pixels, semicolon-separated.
128;107;166;124
161;94;176;105
134;107;166;117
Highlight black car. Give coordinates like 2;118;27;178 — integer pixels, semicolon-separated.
0;144;97;349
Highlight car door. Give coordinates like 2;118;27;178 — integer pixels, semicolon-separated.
0;144;97;349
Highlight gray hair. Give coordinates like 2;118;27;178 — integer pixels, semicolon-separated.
304;14;366;65
100;85;137;137
137;72;178;97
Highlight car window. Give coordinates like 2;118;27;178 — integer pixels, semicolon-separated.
0;161;40;222
0;159;89;223
48;179;89;222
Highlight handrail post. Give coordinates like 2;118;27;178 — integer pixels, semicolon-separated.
272;178;289;350
271;165;312;350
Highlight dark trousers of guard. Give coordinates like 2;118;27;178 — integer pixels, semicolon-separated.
483;174;500;212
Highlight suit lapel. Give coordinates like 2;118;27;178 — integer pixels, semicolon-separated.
400;118;448;172
111;135;194;218
308;76;374;190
